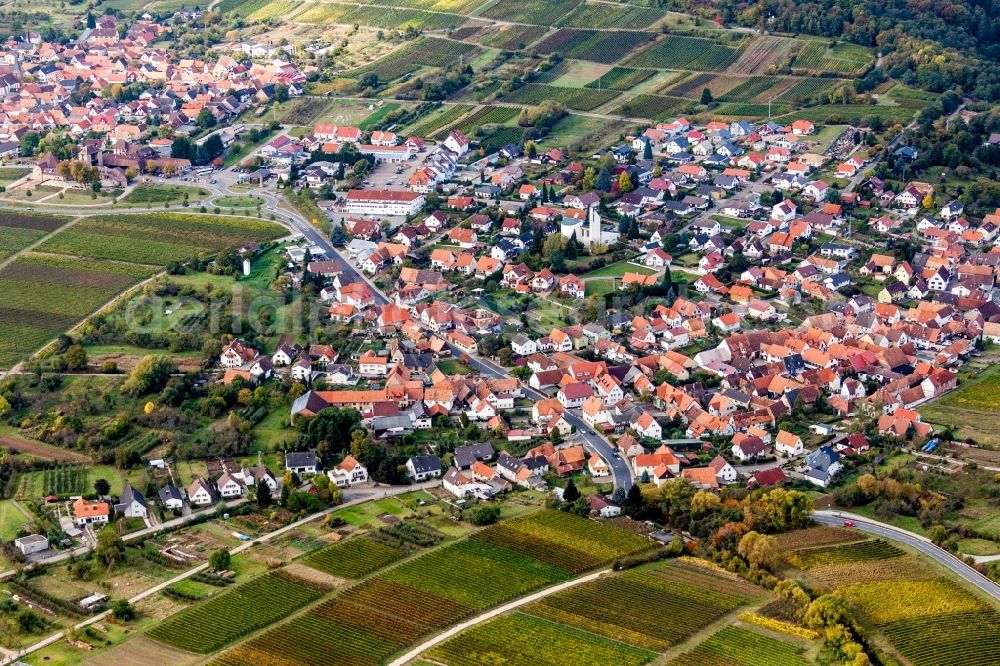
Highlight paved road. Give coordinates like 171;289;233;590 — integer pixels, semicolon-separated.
814;510;1000;602
2;481;440;665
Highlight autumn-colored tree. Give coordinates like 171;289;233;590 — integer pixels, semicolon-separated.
737;530;779;570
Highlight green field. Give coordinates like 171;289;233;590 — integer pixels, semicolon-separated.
120;184;210;206
920;360;1000;448
584;260;657;278
0;500;28;541
14;465;123;500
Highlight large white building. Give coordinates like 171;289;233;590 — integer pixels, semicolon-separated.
343;189;425;217
560;206;619;249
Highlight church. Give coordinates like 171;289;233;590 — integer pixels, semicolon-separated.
560;205;620;250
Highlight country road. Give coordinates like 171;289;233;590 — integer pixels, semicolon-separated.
814;510;1000;602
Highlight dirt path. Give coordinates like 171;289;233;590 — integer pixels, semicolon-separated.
0;433;89;463
386;569;611;666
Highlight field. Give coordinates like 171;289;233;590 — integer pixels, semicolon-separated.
557;2;664;29
523;561;764;651
533;29;651;64
339;5;464;30
502;84;619;112
120;184;209;206
0;211;69;261
669;626;811;666
728;36;796;75
920;360;1000;448
277;97;332;125
294;2;356;23
480;0;581;26
147;570;330;654
0;500;27;541
349;38;478;84
0;254;157;368
0;167;30;186
301;535;408;579
449;105;520;138
792;40;873;74
211;510;653;666
628;35;741;71
585;67;655;91
784;530;1000;665
405;104;475;138
427;613;655;666
15;464;122;500
614;94;688;120
35;213;284;265
476;24;547;50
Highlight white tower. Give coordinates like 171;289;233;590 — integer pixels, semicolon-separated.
588;205;601;248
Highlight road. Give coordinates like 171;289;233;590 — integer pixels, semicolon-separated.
2;481;441;665
814;510;1000;603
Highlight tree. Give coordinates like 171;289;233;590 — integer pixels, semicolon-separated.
94;478;111;496
64;344;88;371
209;548;231;571
622;483;645;518
737;531;779;570
16;609;44;633
701;87;713;104
256;480;272;508
464;504;500;525
563;478;580;502
617;170;633;193
110;599;135;622
643;139;653;160
196;108;217;129
121;355;176;397
94;526;126;570
690;490;722;517
0;395;10;418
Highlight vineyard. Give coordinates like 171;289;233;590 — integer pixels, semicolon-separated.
775;525;861;551
476;24;546;50
277;97;331;125
302;536;408;579
405;104;474;138
614;94;688;120
36;213;284;266
533;29;650;64
148;571;331;653
628;35;740;71
0;254;158;368
481;0;581;26
523;561;761;651
503;84;619;112
783;539;904;569
668;626;811;666
427;613;656;666
0;212;70;261
294;2;355;23
717;76;783;102
557;2;664;29
350;38;478;83
339;5;464;30
790;534;1000;665
776;77;839;103
210;510;651;666
585;67;655;92
245;0;302;22
727;35;795;75
449;105;520;137
792;40;872;74
363;0;483;12
479;126;527;152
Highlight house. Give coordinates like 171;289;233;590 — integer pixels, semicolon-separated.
804;446;842;487
708;455;738;484
748;467;788;488
113;484;148;518
681;467;720;489
158;483;184;510
285;450;319;476
586;494;622;518
731;436;766;462
14;535;48;557
216;472;246;499
454;442;495;469
442;467;493;500
328;455;369;487
406;455;443;481
188;477;216;506
72;498;110;527
775;430;803;457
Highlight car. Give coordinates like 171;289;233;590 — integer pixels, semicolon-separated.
843;520;856;527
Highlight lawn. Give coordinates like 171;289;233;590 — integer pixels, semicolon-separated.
710;214;751;230
437;358;474;375
0;500;28;540
0;167;29;186
958;538;1000;557
809;124;846;152
583;259;656;278
121;184;210;206
585;278;615;297
214;196;262;209
920;359;1000;448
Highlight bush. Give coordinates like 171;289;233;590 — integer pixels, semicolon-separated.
464;504;500;526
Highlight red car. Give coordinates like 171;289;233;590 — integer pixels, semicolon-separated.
843;520;856;527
